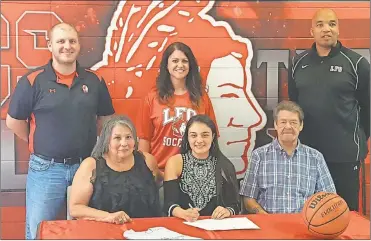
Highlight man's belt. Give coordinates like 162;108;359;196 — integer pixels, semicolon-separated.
34;154;83;165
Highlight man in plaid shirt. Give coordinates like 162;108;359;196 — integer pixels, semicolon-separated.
240;101;336;214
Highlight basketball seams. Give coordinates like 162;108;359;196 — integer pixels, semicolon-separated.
310;207;349;227
308;195;340;225
303;198;309;225
303;193;349;238
309;224;348;236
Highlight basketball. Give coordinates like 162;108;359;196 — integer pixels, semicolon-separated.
302;192;350;239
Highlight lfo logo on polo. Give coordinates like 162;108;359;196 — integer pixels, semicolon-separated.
330;65;343;72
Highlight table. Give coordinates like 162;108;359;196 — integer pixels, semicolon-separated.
38;212;370;239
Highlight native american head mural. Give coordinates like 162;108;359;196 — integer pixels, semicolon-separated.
1;0;369;193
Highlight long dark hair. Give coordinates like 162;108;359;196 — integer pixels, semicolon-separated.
180;115;240;211
156;42;203;107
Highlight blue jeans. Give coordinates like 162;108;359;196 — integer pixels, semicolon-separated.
25;154;80;239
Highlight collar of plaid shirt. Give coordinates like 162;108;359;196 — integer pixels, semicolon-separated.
271;138;302;155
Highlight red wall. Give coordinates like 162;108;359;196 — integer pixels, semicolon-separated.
1;1;369;239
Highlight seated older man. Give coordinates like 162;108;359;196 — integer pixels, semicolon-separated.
240;100;336;214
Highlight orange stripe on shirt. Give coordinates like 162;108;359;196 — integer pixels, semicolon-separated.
28;113;36;153
85;69;103;81
27;69;45;86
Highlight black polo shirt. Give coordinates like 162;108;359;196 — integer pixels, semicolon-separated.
8;60;115;159
288;41;370;163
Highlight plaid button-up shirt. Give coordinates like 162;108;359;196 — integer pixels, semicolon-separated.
240;139;336;213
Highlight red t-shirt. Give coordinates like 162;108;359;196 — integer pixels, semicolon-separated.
138;89;218;169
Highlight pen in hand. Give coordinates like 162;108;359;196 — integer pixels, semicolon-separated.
187;203;200;222
189;203;200;211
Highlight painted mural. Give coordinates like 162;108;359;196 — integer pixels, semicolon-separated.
0;1;370;238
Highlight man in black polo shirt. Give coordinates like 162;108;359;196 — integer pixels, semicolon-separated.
288;8;370;211
6;23;115;239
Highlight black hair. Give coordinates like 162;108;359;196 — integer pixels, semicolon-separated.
180;114;240;212
156;42;203;107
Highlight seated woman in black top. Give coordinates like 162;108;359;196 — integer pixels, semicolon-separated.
69;115;162;224
164;114;240;222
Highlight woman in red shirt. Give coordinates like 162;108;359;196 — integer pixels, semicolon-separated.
138;42;218;178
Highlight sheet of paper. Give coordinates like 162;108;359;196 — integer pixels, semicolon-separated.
123;227;202;239
184;217;260;231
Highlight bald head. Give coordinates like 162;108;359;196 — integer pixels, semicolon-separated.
310;8;339;51
48;23;79;42
312;8;338;27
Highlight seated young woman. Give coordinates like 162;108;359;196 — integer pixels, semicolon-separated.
69;115;162;224
163;114;240;222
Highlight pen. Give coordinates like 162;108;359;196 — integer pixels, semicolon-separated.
188;203;194;209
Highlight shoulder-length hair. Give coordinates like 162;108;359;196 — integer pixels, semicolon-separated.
180;114;240;211
91;115;139;159
156;42;203;107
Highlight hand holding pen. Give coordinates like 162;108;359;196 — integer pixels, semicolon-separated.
181;203;200;222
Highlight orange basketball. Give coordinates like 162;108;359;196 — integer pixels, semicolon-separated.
302;192;350;239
